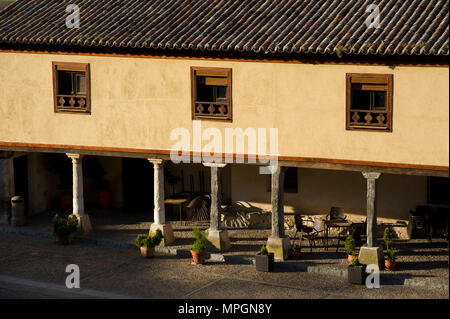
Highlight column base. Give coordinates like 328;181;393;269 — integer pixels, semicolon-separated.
267;236;291;261
0;210;9;225
150;223;175;246
76;214;93;234
358;246;384;269
207;229;231;252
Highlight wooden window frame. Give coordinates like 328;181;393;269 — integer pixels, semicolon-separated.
346;73;393;132
52;62;91;114
191;66;232;122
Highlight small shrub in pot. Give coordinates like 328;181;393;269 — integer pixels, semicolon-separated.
345;235;357;263
385;248;396;271
52;214;79;245
190;228;208;264
135;229;163;258
255;245;274;272
347;257;366;285
289;244;302;260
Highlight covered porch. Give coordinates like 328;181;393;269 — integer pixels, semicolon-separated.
0;150;448;281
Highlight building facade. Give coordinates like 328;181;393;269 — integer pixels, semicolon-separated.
1;0;448;257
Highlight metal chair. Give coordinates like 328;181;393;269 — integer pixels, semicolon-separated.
325;207;348;251
186;194;210;222
336;219;367;252
293;215;323;252
410;214;430;240
327;206;347;221
409;206;432;240
427;207;449;240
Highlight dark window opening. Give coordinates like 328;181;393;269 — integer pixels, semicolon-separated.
57;71;86;95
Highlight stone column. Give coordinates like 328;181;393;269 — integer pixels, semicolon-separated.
203;163;230;251
0;154;14;225
364;172;381;247
148;159;174;245
267;166;290;260
66;153;92;233
359;172;384;268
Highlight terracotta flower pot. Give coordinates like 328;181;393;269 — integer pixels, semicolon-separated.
190;249;206;264
385;260;396;271
140;246;155;258
98;190;112;209
348;254;358;263
289;250;302;260
58;235;69;245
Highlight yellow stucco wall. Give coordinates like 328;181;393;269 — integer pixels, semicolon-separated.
0;52;448;167
230;164;430;221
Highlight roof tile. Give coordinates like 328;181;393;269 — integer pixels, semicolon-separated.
0;0;448;56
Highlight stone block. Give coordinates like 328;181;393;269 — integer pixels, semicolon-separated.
150;223;175;246
266;236;291;261
358;246;384;269
207;229;231;252
77;214;93;234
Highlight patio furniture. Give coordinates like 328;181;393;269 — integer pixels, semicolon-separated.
409;215;430;240
409;205;432;240
334;220;367;252
186;194;211;222
327;206;347;221
324;207;350;251
325;219;353;251
348;220;367;246
164;197;189;222
292;214;323;252
429;207;449;240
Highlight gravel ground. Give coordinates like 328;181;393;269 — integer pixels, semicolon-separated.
0;232;448;299
9;209;450;283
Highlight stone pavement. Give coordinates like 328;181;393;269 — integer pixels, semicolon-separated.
1;208;448;293
0;232;448;299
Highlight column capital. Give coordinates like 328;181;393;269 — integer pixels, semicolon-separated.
66;153;83;163
362;172;382;180
203;162;227;168
148;159;164;167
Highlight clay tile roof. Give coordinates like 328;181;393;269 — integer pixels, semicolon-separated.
0;0;448;57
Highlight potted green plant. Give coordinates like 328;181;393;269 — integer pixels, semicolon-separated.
345;235;357;263
135;229;163;258
385;248;396;271
383;227;394;250
347;256;366;285
52;214;79;245
255;245;274;272
383;227;397;270
190;228;208;264
289;244;302;260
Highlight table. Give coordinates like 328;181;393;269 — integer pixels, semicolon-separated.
164;198;189;222
324;220;352;251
